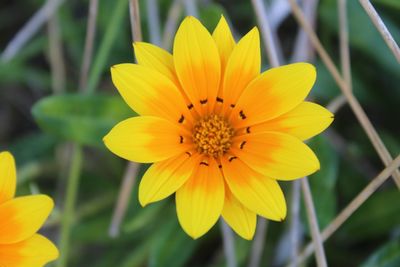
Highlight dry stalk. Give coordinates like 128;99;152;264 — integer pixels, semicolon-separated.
109;162;140;237
108;0;142;238
79;0;98;91
288;0;400;188
290;154;400;266
47;13;66;94
301;178;328;267
1;0;64;62
359;0;400;63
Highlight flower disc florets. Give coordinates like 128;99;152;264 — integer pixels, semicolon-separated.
192;114;234;158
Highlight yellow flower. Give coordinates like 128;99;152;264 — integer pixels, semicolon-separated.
0;151;59;266
104;16;333;239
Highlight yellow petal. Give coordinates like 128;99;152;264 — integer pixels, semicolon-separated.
0;234;59;267
139;152;200;206
111;63;193;125
231;132;320;180
103;116;191;163
212;15;235;74
0;151;16;205
134;42;178;85
245;102;334;140
222;156;286;221
176;158;224;239
230;63;316;128
173;16;221;115
0;195;53;244
222;27;261;113
221;185;256;240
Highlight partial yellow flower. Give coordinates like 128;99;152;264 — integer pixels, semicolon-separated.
0;151;59;266
104;16;333;240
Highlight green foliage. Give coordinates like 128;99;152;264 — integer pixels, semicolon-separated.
306;135;339;230
32;93;135;147
360;238;400;267
1;0;399;266
340;190;400;240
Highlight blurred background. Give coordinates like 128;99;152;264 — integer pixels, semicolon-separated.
0;0;399;266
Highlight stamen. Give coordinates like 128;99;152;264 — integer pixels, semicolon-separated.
192;114;234;158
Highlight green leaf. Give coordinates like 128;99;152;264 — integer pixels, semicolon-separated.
340;190;400;240
360;238;400;267
32;93;134;147
149;219;198;267
199;3;227;31
306;135;339;230
319;0;400;77
374;0;400;10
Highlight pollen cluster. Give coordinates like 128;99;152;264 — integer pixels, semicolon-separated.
192;114;234;158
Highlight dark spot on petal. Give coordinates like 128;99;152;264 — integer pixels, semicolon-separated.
228;156;238;162
239;110;247;120
178;115;185;123
239;141;247;149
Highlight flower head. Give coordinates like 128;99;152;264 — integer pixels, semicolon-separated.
104;16;333;239
0;151;59;266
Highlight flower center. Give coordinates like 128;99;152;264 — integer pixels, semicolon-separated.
192;114;234;158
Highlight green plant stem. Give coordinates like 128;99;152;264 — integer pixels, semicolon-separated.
56;144;83;267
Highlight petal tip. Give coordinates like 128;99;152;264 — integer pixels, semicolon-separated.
241;230;255;240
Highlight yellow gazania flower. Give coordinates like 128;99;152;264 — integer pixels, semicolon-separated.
0;151;59;266
104;16;333;239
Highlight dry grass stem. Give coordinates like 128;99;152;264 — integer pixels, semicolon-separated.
327;0;353;113
1;0;64;62
79;0;98;91
47;13;66;94
292;154;400;266
162;0;183;50
146;0;162;46
248;218;268;267
183;0;198;17
251;0;281;67
109;0;142;237
288;180;301;267
359;0;400;63
338;0;352;89
301;178;328;267
288;0;400;188
220;220;237;267
129;0;143;42
291;0;318;62
326;95;347;114
109;163;140;237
